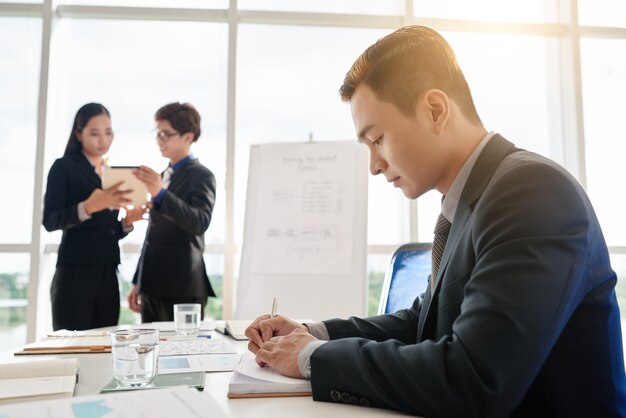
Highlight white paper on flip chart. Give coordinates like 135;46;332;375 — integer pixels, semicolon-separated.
250;143;358;276
0;386;226;418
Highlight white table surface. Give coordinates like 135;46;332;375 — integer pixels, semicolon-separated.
1;327;406;417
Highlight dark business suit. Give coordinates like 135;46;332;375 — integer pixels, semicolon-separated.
43;151;128;330
310;135;626;417
133;158;216;322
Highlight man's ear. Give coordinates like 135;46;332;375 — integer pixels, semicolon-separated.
424;89;450;134
182;132;195;144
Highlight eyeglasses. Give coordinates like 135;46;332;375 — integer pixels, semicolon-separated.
154;130;180;142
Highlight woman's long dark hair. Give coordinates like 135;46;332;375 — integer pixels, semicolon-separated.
64;103;111;156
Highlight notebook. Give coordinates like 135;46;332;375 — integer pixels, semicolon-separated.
215;320;251;341
0;358;78;403
227;354;311;398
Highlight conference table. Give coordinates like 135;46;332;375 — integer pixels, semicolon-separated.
2;325;406;417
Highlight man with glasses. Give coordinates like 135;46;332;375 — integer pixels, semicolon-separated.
128;102;216;322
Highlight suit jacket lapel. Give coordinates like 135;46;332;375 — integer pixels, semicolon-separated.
71;152;102;188
167;158;199;192
417;134;516;341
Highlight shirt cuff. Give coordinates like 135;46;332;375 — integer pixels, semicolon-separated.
298;340;327;379
77;202;92;222
306;322;330;340
152;188;166;205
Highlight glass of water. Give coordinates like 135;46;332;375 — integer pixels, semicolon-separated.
174;303;201;336
111;328;159;387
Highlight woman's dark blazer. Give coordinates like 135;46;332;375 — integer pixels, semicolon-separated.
43;152;128;266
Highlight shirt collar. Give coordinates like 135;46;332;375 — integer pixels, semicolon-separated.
441;131;496;223
169;153;195;173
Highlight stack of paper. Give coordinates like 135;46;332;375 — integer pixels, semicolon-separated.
15;330;111;355
0;358;78;403
228;354;311;398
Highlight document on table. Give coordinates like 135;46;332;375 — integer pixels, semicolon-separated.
15;334;111;355
0;386;226;418
142;320;216;332
158;353;242;374
158;338;237;356
0;358;78;401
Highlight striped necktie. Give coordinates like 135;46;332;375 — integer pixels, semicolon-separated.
431;211;452;292
162;167;174;190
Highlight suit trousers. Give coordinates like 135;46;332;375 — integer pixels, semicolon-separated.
140;293;207;323
50;264;120;331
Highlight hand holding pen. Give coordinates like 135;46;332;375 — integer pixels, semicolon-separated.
245;297;309;354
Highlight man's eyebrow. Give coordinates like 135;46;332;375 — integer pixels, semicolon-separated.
357;124;373;142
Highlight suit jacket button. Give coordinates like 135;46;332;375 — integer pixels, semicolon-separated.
341;392;351;403
359;397;371;407
349;395;359;405
330;390;341;402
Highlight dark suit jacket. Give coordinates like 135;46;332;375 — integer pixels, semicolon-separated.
133;158;216;299
43;152;127;265
311;135;626;417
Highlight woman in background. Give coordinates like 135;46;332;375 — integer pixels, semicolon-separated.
43;103;144;330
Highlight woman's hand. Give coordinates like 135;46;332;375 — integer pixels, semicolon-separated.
83;181;131;215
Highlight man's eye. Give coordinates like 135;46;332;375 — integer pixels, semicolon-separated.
373;137;383;146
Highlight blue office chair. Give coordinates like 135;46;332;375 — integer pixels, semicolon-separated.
378;243;432;315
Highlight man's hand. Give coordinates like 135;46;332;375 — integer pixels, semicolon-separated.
123;204;150;227
254;328;317;378
132;166;163;197
127;285;141;313
245;315;308;354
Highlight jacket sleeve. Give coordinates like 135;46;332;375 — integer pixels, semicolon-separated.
42;159;81;232
323;296;421;344
310;162;594;417
154;169;216;236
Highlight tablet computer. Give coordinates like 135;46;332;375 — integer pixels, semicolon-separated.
102;166;149;207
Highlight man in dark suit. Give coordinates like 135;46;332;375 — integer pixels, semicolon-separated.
128;102;216;322
245;26;626;416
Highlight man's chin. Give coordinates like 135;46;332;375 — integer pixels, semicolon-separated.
401;187;424;200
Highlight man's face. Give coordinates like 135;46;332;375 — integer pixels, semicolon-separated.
155;119;190;161
350;84;446;199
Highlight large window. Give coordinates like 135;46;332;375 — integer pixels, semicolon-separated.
580;38;626;246
578;0;626;27
235;25;396;245
238;0;403;15
0;254;30;352
414;0;558;23
0;18;41;244
0;0;624;349
42;18;228;323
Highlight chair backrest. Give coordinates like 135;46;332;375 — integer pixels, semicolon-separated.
378;243;432;315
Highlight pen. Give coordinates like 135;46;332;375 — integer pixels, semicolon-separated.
270;297;278;318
